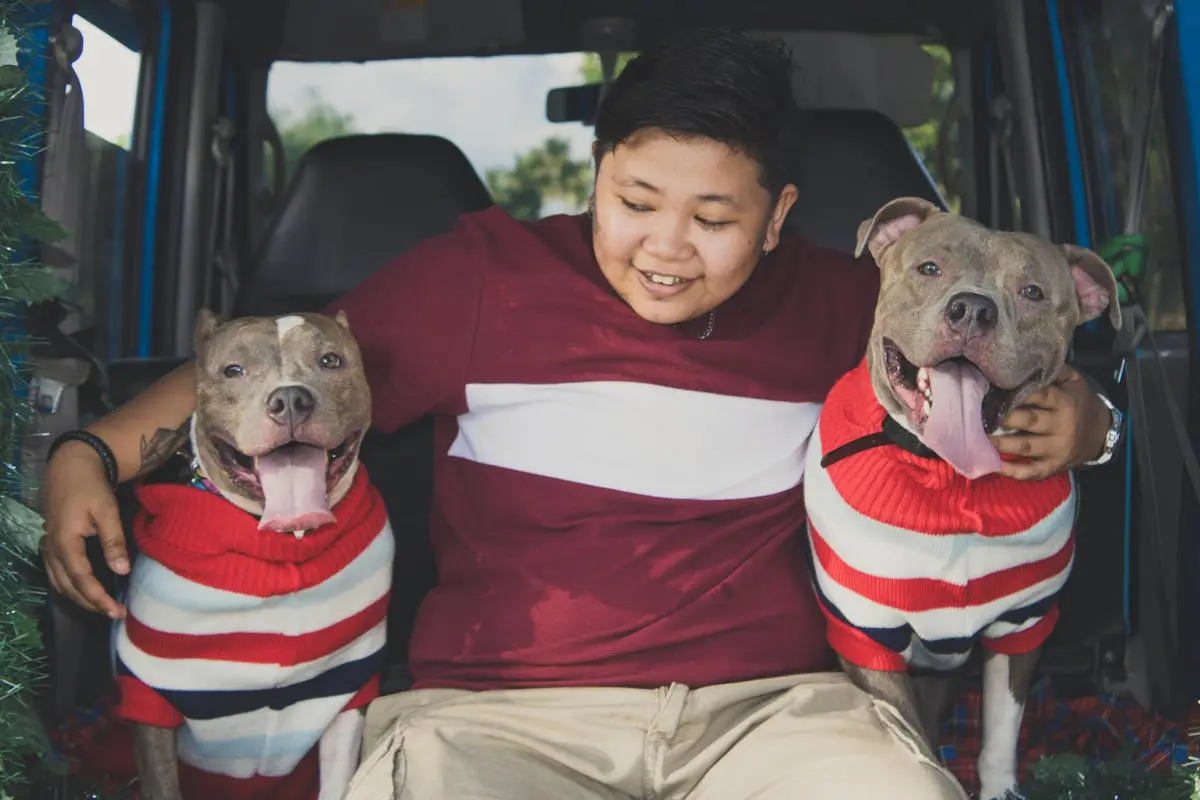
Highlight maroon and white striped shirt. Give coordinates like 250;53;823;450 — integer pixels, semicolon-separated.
329;207;880;690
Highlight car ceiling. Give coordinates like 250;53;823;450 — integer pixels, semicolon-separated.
224;0;993;65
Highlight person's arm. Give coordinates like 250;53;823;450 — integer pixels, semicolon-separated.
41;361;197;618
85;361;197;481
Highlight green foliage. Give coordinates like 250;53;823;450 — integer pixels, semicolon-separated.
578;52;637;84
484;136;590;220
0;2;70;796
268;87;358;185
902;44;958;210
1018;752;1200;799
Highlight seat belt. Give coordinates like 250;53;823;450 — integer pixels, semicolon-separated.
202;115;238;317
40;23;84;279
988;94;1022;231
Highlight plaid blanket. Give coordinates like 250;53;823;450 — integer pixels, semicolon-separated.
939;676;1199;796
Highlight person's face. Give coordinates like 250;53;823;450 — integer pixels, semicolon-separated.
591;129;798;325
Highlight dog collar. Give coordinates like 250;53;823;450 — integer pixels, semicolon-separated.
188;457;220;495
819;415;942;470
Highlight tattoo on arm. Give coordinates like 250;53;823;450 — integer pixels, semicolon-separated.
136;425;189;477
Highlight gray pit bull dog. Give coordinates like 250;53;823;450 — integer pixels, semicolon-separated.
116;309;392;800
803;197;1120;800
192;310;370;531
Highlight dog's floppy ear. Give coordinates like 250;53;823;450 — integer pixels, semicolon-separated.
193;308;222;355
1062;244;1122;330
854;196;942;262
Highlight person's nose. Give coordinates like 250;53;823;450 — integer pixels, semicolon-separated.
642;214;693;263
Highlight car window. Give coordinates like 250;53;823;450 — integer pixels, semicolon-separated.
266;53;598;220
71;15;142;359
268;45;961;226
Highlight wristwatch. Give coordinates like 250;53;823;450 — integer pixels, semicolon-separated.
1082;392;1124;467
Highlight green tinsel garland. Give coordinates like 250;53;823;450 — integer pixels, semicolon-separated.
0;1;68;797
1016;753;1200;800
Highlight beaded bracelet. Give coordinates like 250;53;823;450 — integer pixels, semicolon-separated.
46;430;119;491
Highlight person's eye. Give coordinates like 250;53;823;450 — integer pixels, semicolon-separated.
620;197;651;213
695;216;732;231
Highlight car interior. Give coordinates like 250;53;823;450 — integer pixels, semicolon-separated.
30;0;1196;772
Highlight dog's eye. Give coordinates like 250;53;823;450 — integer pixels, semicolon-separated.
222;364;245;379
1020;285;1046;301
319;353;343;370
916;261;941;277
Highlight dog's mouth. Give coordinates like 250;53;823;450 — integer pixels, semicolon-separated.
883;339;1042;478
212;430;363;536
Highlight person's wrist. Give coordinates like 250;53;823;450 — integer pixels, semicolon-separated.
1081;392;1122;467
47;438;113;485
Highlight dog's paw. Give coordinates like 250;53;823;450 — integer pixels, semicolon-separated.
978;782;1025;800
978;769;1020;800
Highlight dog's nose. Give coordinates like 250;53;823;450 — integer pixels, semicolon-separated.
945;292;998;335
266;386;315;426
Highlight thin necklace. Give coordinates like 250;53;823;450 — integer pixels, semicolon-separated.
697;309;716;340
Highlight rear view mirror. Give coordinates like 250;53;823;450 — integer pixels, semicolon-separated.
546;83;603;125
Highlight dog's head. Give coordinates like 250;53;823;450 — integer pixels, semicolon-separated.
191;309;371;534
856;197;1121;479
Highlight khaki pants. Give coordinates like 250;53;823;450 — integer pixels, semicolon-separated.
344;672;967;799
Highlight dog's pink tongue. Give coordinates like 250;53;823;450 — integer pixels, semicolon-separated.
923;361;1003;479
256;444;335;532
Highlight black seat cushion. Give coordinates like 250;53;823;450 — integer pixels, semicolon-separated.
237;132;493;317
784;108;947;253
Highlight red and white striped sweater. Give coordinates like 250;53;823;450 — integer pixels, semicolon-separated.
803;360;1077;673
112;467;393;800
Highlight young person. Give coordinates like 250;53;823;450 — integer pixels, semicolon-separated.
42;29;1116;798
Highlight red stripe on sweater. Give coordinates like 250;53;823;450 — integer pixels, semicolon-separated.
819;361;1073;536
816;598;908;672
125;593;390;665
982;607;1059;654
809;522;1076;612
178;749;319;800
344;674;380;711
132;467;387;597
114;675;185;727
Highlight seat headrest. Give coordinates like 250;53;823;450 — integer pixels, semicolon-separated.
237;133;492;317
784;109;946;254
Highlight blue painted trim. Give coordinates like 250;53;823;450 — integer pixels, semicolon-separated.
1046;0;1092;248
1177;2;1200;363
137;0;172;357
1075;1;1118;230
1166;1;1200;700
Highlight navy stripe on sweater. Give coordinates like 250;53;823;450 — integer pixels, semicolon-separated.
811;577;1061;662
116;649;384;720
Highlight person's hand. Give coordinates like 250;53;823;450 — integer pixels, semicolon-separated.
41;441;129;619
990;364;1112;481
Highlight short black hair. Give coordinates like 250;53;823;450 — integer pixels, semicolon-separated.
593;28;799;196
